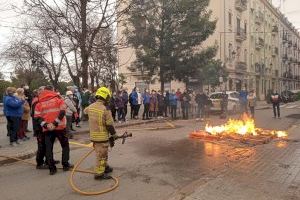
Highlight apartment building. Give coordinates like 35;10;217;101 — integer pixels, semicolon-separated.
117;0;300;99
248;0;300;99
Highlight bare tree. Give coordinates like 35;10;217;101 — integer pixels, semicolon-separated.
22;0;130;88
89;27;117;90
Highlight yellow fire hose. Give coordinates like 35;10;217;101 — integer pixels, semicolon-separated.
0;122;175;195
68;147;119;195
0;142;119;196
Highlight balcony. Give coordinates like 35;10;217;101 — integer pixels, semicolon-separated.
255;37;264;50
236;61;247;72
272;25;279;35
283;72;293;79
235;28;247;42
255;63;265;75
255;11;264;24
294;43;298;50
235;0;247;12
282;54;288;61
283;35;288;43
275;70;279;77
288;40;293;47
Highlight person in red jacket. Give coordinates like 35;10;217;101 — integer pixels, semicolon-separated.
34;85;72;175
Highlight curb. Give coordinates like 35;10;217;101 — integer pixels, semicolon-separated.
256;106;271;110
0;119;159;166
74;119;159;135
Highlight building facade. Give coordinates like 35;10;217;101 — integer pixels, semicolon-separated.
117;0;300;99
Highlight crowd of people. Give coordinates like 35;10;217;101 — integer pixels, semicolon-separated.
4;86;32;147
3;84;282;149
1;83;285;179
124;88;212;121
3;85;73;175
3;85;215;148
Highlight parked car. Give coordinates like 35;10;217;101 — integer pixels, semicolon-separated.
209;91;240;113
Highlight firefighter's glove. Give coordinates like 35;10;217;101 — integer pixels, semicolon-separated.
109;135;117;148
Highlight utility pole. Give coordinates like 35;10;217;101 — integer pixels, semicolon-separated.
263;3;266;98
223;0;227;91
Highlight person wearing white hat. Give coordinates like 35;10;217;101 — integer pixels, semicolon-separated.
64;91;77;138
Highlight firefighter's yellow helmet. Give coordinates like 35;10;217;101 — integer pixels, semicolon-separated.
95;87;111;100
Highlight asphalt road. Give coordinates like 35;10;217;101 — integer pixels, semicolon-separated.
0;104;300;200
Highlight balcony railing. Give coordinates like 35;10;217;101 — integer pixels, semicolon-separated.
283;35;288;43
235;28;247;42
294;43;298;49
255;63;265;75
255;37;264;50
272;25;279;34
236;61;247;72
283;72;293;79
255;11;264;24
235;0;247;12
275;70;279;77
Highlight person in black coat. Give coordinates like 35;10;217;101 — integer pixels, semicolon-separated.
220;91;228;118
195;91;208;120
181;90;191;120
270;91;281;118
164;91;170;117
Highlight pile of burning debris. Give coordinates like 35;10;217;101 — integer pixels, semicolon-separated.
190;113;288;145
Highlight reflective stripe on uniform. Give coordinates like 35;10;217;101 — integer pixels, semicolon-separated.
90;132;109;142
89;108;104;113
40;108;60;114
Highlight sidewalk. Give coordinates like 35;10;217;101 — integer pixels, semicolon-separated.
0;118;158;165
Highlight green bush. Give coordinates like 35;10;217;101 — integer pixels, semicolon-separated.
0;80;12;103
296;92;300;101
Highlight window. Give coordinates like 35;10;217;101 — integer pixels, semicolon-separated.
244;22;247;33
244;49;248;64
237;18;241;33
237;46;241;61
229;43;233;61
229;12;232;26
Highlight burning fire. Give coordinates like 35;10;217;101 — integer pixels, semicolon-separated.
193;113;287;138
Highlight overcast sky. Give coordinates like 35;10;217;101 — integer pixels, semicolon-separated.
272;0;300;30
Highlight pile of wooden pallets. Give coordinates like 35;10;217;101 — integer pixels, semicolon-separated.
190;130;277;146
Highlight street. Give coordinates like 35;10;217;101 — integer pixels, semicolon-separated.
0;103;300;200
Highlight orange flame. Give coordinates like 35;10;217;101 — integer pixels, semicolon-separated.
203;113;287;138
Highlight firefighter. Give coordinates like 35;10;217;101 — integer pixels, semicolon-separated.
33;87;60;169
84;86;117;180
34;85;72;175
